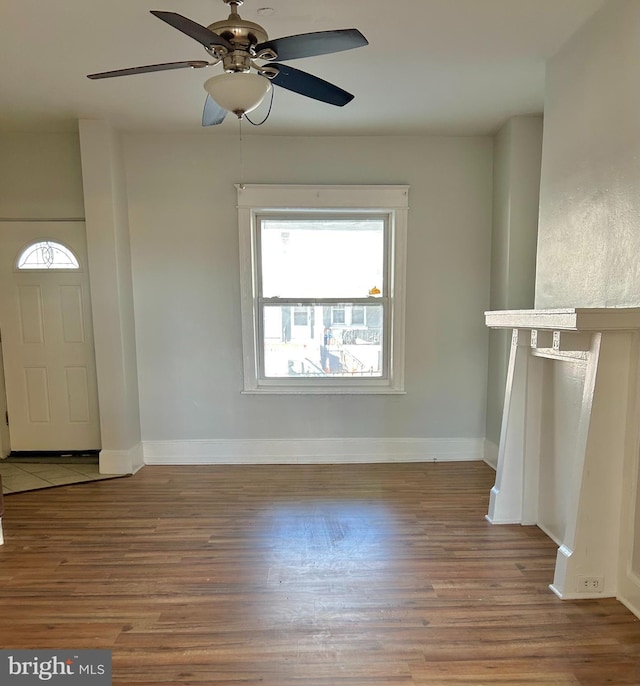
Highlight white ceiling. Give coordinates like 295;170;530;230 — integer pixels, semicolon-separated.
0;0;606;136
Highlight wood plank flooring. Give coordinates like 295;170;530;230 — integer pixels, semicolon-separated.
0;462;638;685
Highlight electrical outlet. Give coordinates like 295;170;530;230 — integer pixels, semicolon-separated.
577;575;604;592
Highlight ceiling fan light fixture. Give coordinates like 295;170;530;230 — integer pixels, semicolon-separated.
204;72;271;118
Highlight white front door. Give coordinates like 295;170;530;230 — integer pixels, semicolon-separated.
0;222;101;452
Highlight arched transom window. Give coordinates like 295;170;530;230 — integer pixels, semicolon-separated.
17;240;80;270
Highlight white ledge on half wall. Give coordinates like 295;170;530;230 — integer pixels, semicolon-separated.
485;307;640;331
484;307;640;617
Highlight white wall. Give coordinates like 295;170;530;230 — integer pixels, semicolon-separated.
535;0;640;614
0;133;85;220
486;116;543;461
124;134;493;449
0;132;85;458
492;117;542;313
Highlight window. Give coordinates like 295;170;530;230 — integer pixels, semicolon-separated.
331;306;346;326
351;305;365;326
237;185;408;394
293;306;309;326
16;240;79;270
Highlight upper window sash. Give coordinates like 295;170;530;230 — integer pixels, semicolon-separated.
255;211;390;301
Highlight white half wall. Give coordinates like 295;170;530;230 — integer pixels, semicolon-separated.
534;0;640;615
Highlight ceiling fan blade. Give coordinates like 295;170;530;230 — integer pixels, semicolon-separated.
270;64;354;107
150;11;233;51
256;29;368;61
202;95;227;126
87;60;210;79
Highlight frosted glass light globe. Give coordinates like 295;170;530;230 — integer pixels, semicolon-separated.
204;73;271;118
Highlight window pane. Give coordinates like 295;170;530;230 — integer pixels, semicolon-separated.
262;303;383;378
260;217;384;298
17;241;79;270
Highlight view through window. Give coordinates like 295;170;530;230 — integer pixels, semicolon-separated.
259;216;385;378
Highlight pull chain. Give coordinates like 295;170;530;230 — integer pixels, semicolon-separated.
238;116;245;189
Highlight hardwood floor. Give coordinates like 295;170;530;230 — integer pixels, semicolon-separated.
0;462;638;685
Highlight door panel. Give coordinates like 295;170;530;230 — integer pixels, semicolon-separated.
0;222;101;451
18;285;45;343
60;285;86;343
65;367;91;423
24;367;50;423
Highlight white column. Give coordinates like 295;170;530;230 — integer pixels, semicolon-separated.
78;120;143;474
486;329;530;524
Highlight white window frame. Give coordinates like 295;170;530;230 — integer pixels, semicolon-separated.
237;184;408;394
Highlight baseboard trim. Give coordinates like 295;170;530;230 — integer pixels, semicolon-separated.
130;442;145;473
143;437;485;465
619;593;640;620
484;514;522;525
618;569;640;620
483;439;499;470
537;521;563;547
100;442;144;475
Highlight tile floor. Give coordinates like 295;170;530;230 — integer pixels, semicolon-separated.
0;460;123;494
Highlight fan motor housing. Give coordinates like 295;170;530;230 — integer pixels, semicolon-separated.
207;18;268;49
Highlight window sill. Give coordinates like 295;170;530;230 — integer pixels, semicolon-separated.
241;387;406;395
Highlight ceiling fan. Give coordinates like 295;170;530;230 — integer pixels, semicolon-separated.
87;0;368;126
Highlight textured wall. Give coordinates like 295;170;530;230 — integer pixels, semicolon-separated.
536;0;640;308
